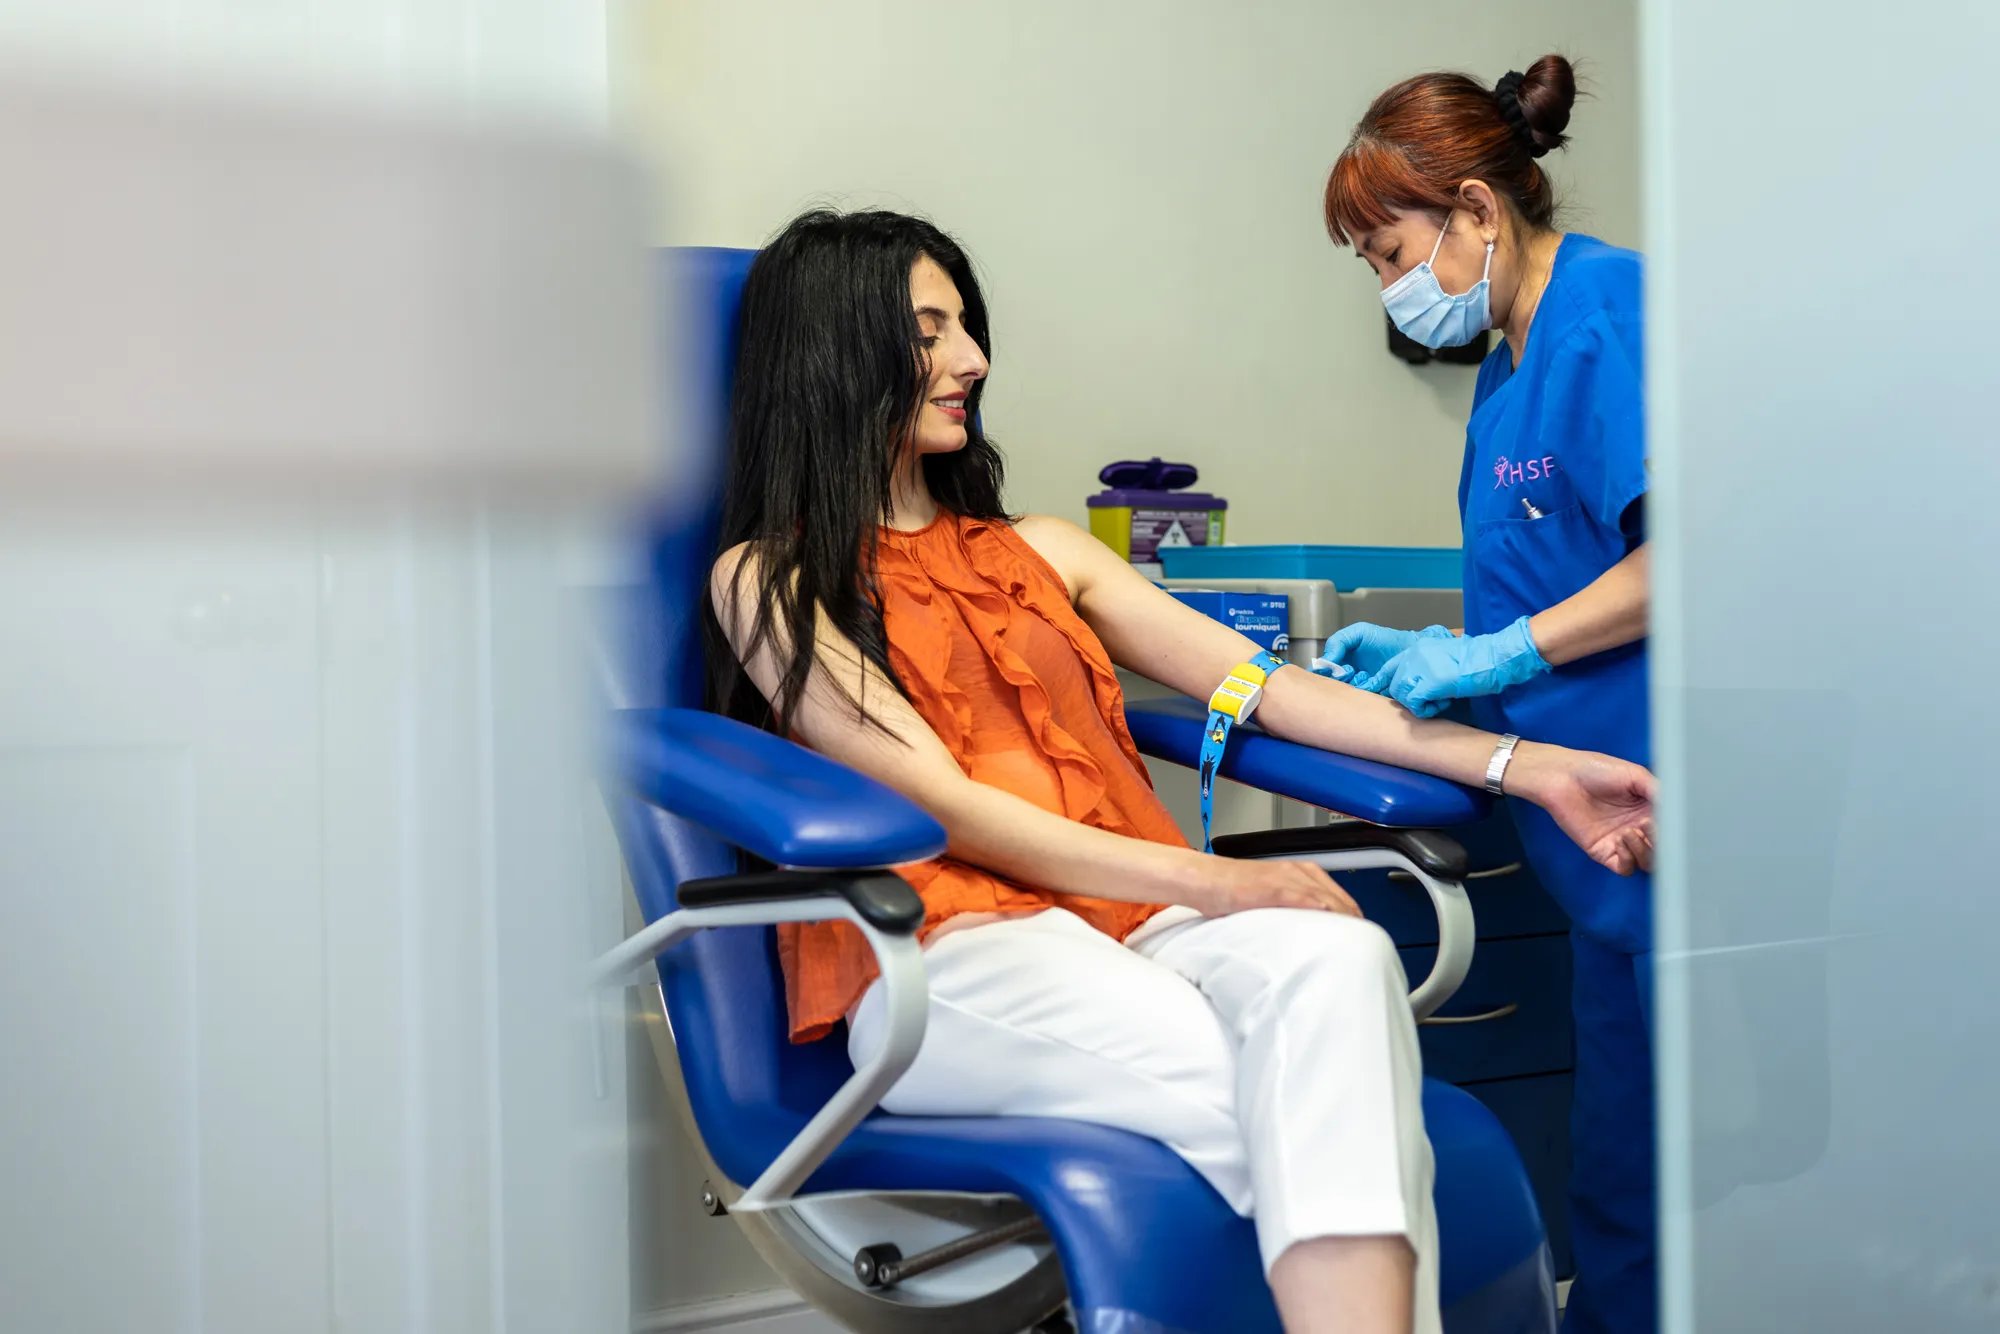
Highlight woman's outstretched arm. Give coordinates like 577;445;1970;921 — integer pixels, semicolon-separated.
1014;517;1654;874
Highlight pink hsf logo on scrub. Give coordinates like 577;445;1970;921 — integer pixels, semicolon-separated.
1493;455;1560;489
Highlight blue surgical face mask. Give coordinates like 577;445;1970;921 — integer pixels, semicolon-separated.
1380;216;1494;349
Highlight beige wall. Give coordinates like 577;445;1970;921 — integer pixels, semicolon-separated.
612;0;1638;548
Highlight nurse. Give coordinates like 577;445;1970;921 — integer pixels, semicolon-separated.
1318;55;1656;1334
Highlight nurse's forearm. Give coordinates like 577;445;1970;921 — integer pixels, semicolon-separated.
1527;545;1648;666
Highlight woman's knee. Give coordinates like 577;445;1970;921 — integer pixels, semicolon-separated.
1244;909;1405;987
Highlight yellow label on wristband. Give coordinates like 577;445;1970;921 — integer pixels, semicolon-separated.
1207;661;1271;720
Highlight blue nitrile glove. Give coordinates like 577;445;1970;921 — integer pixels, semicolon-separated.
1352;615;1550;718
1312;622;1454;682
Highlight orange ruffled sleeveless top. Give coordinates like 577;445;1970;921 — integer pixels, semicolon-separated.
777;513;1184;1042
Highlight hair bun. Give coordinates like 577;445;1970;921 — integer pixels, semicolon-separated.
1515;54;1577;155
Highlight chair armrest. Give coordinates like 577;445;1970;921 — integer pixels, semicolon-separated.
591;867;928;1211
1123;696;1490;827
1212;825;1469;880
1211;822;1475;1021
605;707;946;868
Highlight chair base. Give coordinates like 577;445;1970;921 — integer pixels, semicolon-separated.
727;1184;1067;1334
637;976;1068;1332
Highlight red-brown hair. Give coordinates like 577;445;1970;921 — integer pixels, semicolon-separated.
1325;54;1578;248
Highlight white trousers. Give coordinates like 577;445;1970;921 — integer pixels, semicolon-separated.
848;905;1439;1330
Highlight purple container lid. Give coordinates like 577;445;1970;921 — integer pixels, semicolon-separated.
1099;457;1200;490
1089;456;1223;508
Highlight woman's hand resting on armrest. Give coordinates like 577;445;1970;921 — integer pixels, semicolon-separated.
1175;856;1363;919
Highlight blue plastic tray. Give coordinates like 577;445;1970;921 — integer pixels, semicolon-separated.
1159;543;1462;590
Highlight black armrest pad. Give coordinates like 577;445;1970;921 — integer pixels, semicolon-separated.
677;868;925;937
1210;825;1469;880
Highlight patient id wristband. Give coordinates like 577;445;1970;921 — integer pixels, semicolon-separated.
1198;649;1290;854
1484;733;1521;795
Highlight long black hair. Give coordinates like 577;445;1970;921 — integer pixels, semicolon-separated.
704;208;1009;735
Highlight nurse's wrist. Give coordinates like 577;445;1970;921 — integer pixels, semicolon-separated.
1506;614;1553;674
1523;610;1566;667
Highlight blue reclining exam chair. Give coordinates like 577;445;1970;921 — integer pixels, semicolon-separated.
587;246;1558;1334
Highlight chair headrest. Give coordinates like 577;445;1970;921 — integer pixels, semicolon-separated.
661;247;758;459
609;247;760;713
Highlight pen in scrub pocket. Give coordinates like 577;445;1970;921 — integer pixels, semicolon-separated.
1521;497;1546;520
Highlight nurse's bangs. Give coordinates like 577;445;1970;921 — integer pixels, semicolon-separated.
1323;136;1453;249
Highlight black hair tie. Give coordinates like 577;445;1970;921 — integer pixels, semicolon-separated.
1493;71;1547;158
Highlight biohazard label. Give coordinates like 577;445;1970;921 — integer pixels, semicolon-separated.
1130;508;1214;562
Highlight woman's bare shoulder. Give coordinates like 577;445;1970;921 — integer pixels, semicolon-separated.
1007;514;1098;595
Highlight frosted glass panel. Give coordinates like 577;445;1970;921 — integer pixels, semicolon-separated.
1646;4;2000;1330
0;1;607;119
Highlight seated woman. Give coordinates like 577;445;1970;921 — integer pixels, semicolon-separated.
706;209;1654;1334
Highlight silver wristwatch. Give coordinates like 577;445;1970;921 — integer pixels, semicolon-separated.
1484;734;1521;795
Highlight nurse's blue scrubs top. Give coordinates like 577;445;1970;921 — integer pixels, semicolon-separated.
1462;234;1651;954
